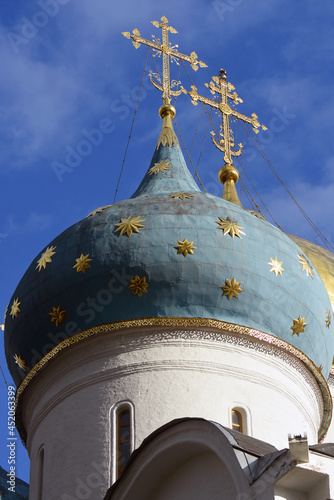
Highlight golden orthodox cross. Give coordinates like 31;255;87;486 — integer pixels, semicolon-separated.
185;68;267;165
122;16;207;104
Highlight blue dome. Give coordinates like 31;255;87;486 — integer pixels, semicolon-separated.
4;122;334;386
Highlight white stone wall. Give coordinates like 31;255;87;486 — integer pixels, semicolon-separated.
275;452;334;499
21;326;325;500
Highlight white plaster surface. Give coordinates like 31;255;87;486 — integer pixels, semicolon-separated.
275;451;334;499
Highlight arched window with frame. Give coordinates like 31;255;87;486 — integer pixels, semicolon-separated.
111;401;134;482
117;408;131;477
37;446;44;500
231;409;243;433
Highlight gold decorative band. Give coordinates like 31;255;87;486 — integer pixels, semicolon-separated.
15;317;332;445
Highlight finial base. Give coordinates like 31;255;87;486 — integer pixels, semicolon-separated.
218;163;239;184
218;163;243;207
156;101;179;149
159;102;176;119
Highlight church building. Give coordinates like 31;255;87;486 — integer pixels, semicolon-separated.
4;16;334;500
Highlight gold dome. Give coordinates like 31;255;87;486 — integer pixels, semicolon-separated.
288;234;334;307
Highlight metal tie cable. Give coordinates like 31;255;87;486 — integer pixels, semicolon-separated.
243;123;334;250
113;47;149;204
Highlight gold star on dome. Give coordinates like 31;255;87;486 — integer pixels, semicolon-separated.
14;354;27;371
169;193;195;200
114;215;146;237
174;238;196;258
87;205;112;217
317;364;324;373
297;253;314;279
215;216;245;239
149;160;172;175
36;245;56;271
73;253;92;274
10;299;21;319
128;275;150;297
49;306;67;327
291;315;307;336
221;277;243;300
326;309;331;329
247;209;266;221
268;257;284;277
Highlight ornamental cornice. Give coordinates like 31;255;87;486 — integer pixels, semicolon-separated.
14;317;332;446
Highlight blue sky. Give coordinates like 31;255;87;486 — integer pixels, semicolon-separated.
1;0;334;484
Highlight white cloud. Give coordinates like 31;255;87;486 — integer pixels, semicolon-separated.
1;1;213;172
6;212;54;234
1;0;333;201
260;180;334;248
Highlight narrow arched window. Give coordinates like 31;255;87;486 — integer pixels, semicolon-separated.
118;409;131;476
37;447;44;500
111;401;134;483
231;409;243;433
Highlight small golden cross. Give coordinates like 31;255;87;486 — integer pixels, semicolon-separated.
184;68;267;165
122;16;207;103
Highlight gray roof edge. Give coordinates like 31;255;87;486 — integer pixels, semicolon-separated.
309;443;334;458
